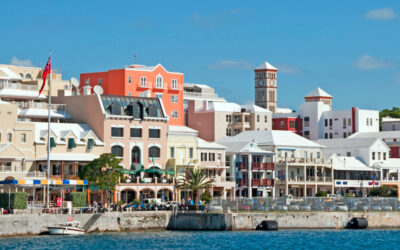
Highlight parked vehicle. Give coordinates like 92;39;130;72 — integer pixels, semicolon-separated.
299;203;312;211
238;203;251;211
336;202;348;212
166;201;179;209
206;202;223;212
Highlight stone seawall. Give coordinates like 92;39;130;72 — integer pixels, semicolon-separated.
167;212;400;230
0;211;170;237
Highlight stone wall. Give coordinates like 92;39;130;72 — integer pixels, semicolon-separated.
0;211;170;237
168;212;400;230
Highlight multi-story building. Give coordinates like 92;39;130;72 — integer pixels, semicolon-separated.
183;83;226;125
254;61;278;113
317;137;400;197
0;64;71;98
197;138;235;198
0;101;104;205
80;64;184;126
53;90;175;202
381;117;400;131
218;130;333;197
350;131;400;159
187;100;272;141
272;87;379;140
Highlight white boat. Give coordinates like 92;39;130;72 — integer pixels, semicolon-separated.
48;221;85;235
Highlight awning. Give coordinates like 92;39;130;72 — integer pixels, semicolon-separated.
0;179;88;185
119;169;142;174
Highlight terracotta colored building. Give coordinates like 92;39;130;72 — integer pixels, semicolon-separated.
80;64;184;126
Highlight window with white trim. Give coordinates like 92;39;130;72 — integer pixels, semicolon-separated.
156;75;163;88
155;93;163;99
128;76;132;84
171;95;178;103
171;111;178;118
21;133;26;144
140;77;146;87
172;79;177;89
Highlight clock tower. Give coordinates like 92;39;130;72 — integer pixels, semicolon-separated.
254;61;278;113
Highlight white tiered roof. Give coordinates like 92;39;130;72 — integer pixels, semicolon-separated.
305;87;332;98
255;61;278;70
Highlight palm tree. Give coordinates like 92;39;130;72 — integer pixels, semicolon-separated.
177;168;214;204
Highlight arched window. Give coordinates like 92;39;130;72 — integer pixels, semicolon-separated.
132;146;141;169
149;146;160;158
156;75;163;88
111;145;123;157
25;73;32;79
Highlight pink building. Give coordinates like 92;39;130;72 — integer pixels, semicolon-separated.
54;90;176;202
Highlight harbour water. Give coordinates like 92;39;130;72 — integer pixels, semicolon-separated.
1;229;399;250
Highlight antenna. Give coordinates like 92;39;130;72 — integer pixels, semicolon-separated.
70;77;80;88
93;85;104;95
134;52;137;64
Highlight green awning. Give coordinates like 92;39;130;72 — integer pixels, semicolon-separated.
143;168;163;173
87;138;95;150
50;137;56;149
68;138;76;149
119;169;142;175
164;171;175;175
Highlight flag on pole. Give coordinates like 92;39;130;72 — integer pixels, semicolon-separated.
39;56;51;96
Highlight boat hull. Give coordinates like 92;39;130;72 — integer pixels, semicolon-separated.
48;227;85;235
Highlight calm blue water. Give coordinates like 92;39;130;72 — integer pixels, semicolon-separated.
0;230;399;250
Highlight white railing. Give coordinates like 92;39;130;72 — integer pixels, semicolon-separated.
0;82;38;91
14;101;66;112
184;91;224;100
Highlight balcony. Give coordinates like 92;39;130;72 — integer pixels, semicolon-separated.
279;176;332;183
14;101;67;112
251;162;274;171
252;179;274;187
275;157;331;165
0;81;38;91
136;81;152;89
0;166;46;178
121;177;176;185
237;162;248;171
238;179;248;186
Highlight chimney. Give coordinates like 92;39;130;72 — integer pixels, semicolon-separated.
83;85;92;96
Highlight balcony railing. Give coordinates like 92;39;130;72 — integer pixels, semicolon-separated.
275;157;331;165
0;166;46;178
281;176;332;183
121;177;175;185
251;162;274;171
0;82;38;91
237;162;248;171
238;179;248;186
13;101;67;112
252;179;274;187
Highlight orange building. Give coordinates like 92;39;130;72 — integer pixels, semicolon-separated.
80;64;184;126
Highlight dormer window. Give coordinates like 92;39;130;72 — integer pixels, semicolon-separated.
87;138;95;150
50;137;56;149
156;75;163;88
68;138;76;149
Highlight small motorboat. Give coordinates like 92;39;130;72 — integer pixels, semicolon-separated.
48;221;85;235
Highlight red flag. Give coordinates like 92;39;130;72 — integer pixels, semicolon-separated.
38;56;51;96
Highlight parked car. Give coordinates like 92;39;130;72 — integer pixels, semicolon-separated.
206;202;223;213
166;201;179;209
288;203;300;211
357;202;370;211
238;203;251;211
276;204;288;212
299;203;312;211
336;202;348;212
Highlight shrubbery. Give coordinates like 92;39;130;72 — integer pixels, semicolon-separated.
200;191;212;203
0;192;29;209
315;190;328;197
65;192;86;207
370;186;397;197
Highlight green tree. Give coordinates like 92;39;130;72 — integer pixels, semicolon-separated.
315;190;328;197
79;153;123;203
177;169;214;204
201;191;212;203
380;107;400;127
370;186;397;197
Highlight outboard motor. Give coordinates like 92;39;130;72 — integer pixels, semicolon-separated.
347;217;368;229
256;220;278;231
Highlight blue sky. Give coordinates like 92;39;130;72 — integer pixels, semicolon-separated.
1;1;399;111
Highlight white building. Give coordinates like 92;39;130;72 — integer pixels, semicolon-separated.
217;130;333;198
275;87;379;140
381;117;400;131
316;138;400;196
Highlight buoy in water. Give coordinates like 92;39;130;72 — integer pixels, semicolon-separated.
256;220;278;231
347;217;368;229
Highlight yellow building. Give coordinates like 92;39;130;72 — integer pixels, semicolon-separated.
167;126;199;201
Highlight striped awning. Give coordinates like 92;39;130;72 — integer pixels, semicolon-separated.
0;179;88;185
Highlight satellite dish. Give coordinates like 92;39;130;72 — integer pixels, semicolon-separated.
93;85;104;95
70;77;80;88
64;85;70;90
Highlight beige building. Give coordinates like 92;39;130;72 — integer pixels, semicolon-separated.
197;138;235;198
187;100;272;142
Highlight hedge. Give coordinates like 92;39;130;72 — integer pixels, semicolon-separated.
65;192;87;207
0;192;29;209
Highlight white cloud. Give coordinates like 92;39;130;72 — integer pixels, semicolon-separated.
276;64;302;74
209;60;252;70
10;57;34;67
365;8;397;20
354;55;392;70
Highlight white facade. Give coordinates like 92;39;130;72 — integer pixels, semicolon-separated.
381;117;400;131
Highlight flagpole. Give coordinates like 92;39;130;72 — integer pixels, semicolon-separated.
46;52;52;209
